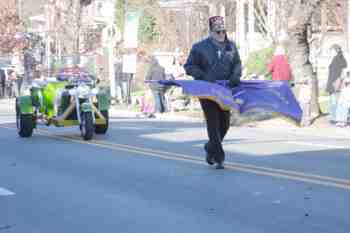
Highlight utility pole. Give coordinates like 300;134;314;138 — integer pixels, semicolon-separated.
75;0;83;65
122;1;139;105
108;0;117;102
347;0;350;61
108;24;116;101
45;3;51;77
17;0;22;20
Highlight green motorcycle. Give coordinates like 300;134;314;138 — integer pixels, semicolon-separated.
16;74;110;140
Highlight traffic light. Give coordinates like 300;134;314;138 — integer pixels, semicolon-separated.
80;0;92;6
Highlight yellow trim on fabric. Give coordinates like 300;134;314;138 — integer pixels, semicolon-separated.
197;96;232;111
239;111;301;126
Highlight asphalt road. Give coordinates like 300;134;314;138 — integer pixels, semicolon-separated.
1;99;350;233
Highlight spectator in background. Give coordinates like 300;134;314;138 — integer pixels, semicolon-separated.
326;44;347;123
168;56;186;80
0;69;5;98
8;70;19;98
139;89;155;118
114;59;125;104
124;73;134;105
97;67;104;85
335;68;350;127
267;45;292;82
298;77;312;127
166;56;190;112
145;56;166;114
23;49;35;90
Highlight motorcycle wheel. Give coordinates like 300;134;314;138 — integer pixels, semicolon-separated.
95;110;109;134
16;100;34;137
80;111;94;140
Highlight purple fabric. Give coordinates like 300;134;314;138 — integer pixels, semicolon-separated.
158;79;302;122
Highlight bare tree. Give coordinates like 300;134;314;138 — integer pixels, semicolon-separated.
0;1;24;55
253;0;329;120
253;0;347;121
44;0;88;63
285;0;325;119
60;0;84;61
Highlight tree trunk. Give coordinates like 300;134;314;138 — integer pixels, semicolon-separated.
74;0;83;64
286;0;323;122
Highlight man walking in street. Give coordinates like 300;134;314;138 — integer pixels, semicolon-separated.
184;16;242;169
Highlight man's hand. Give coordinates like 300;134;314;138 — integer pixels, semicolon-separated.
203;73;216;82
228;78;240;88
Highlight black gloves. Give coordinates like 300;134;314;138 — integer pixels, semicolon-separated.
228;78;240;88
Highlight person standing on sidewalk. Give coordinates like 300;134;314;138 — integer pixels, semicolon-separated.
298;77;312;127
335;69;350;127
184;16;242;169
8;70;19;98
0;69;5;98
267;45;292;83
145;56;167;115
326;44;347;124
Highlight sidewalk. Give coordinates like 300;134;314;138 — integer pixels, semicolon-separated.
252;117;350;138
110;104;350;138
109;104;203;123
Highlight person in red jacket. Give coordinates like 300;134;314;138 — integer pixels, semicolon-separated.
267;46;291;82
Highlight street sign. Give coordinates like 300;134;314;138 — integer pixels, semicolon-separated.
123;11;140;48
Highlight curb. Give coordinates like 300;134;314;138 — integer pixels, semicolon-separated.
109;106;350;138
109;107;203;122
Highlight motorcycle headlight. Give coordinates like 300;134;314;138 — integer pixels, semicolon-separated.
23;88;31;96
91;88;99;95
77;85;90;97
68;89;77;96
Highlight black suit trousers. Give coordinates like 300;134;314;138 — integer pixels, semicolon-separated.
199;99;231;163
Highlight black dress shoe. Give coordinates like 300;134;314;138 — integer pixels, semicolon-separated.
204;144;215;165
215;161;224;169
206;153;215;165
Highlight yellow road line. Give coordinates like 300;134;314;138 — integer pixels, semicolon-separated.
87;138;350;190
3;125;350;190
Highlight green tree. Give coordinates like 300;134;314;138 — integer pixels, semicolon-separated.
245;46;274;78
138;13;159;43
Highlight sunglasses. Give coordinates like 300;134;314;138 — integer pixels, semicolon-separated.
215;30;226;35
